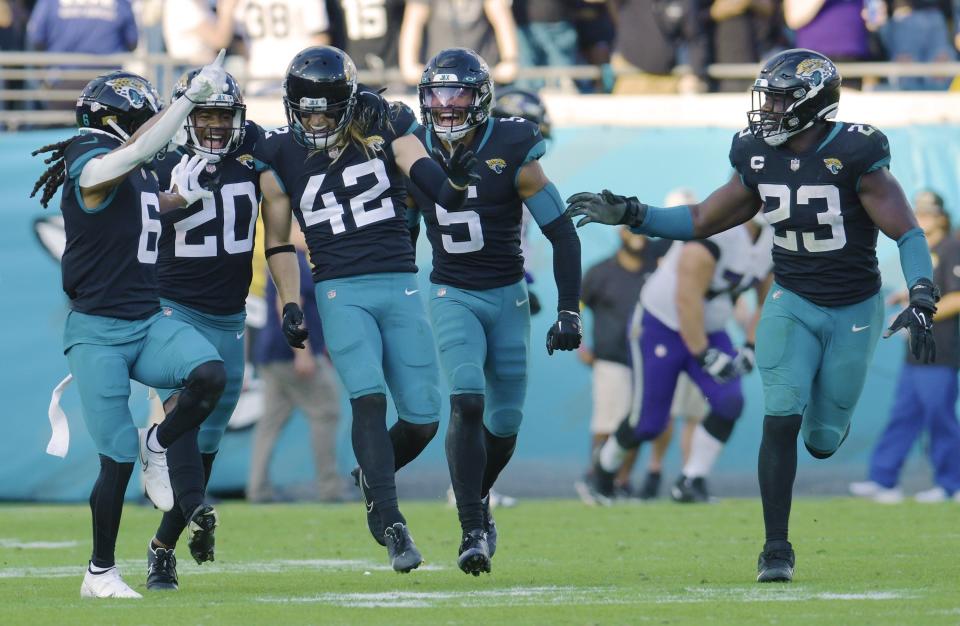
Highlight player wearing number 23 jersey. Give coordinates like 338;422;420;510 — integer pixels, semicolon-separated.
255;46;481;573
563;49;938;584
407;48;582;577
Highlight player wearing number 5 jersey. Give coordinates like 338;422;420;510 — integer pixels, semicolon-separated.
564;49;938;584
255;46;479;573
29;55;231;599
406;48;582;576
144;70;269;591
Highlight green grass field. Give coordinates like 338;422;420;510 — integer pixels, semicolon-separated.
1;498;958;625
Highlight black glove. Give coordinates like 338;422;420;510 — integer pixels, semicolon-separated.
564;190;647;229
733;342;756;375
884;278;940;363
546;310;582;355
697;347;738;383
432;143;481;190
281;302;309;349
528;290;542;316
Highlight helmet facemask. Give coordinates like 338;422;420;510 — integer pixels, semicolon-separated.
284;90;356;151
419;83;488;142
183;94;246;163
747;67;839;147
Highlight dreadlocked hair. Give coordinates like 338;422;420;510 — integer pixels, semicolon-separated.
31;134;82;209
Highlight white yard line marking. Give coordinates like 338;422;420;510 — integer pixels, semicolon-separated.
0;538;79;549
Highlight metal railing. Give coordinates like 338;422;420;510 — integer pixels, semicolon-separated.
1;51;958;129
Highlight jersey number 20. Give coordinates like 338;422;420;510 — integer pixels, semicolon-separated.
758;183;845;253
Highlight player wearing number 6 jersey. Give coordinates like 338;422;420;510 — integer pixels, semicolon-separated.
29;55;231;599
564;48;938;584
255;46;479;573
144;69;269;591
406;48;582;576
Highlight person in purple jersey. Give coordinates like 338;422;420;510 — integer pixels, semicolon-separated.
255;45;480;573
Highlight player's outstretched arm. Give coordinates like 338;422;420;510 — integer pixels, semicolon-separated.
78;49;229;201
860;168;939;362
261;169;308;349
564;172;761;240
518;161;583;355
394;134;479;210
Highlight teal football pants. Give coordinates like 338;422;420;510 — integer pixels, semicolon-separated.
155;299;246;454
756;283;884;455
65;312;222;462
429;280;531;437
316;272;441;424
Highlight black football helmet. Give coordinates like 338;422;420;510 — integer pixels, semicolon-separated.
171;69;246;162
748;48;841;147
491;88;551;140
283;46;358;150
419;48;493;141
75;71;162;140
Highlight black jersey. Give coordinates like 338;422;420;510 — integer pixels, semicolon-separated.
730;121;891;306
60;131;162;320
256;96;419;283
154;121;267;316
408;117;546;290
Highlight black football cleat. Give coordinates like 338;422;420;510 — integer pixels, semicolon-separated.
457;529;492;577
384;523;422;573
671;475;711;503
146;544;178;591
757;540;795;583
352;467;386;547
575;464;616;506
186;504;219;564
480;494;498;558
637;471;661;500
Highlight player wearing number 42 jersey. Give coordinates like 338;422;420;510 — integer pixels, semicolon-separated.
406;48;582;576
564;48;938;584
145;69;270;592
256;46;480;573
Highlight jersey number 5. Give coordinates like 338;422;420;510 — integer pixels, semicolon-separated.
436;186;482;254
758;183;846;253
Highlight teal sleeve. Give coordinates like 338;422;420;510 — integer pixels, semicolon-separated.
898;227;934;287
526;182;564;227
630;204;695;240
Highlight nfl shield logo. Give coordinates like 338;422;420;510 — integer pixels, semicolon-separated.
790;158;800;171
437;288;447;297
327;290;337;299
205;164;216;174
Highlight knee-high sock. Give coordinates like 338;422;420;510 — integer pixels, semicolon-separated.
156;361;226;448
156;451;217;547
682;413;736;478
481;426;517;498
89;455;134;569
351;394;404;529
758;414;802;545
390;418;439;471
446;394;486;533
166;426;206;521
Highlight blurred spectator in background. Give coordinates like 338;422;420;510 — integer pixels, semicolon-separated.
398;0;519;86
709;0;778;92
0;1;27;52
512;0;577;90
163;0;237;68
881;0;954;90
576;227;670;499
850;191;960;504
339;0;404;86
27;0;139;109
609;0;710;94
783;0;872;87
236;0;329;95
572;0;615;92
248;237;341;503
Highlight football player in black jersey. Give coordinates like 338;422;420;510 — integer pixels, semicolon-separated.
30;53;231;598
407;48;582;575
144;69;269;591
256;46;480;573
565;48;938;583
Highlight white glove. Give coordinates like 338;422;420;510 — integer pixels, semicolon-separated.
184;49;228;103
169;154;214;206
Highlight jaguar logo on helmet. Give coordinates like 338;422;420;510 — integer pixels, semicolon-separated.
106;76;156;110
795;58;835;86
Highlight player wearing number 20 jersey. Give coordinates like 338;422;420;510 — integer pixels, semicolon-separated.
564;48;938;584
256;46;481;573
408;48;582;577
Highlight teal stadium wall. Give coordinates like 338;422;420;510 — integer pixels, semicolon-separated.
3;125;959;501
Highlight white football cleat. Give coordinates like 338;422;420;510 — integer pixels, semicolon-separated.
915;487;948;503
848;480;881;498
872;487;904;504
139;427;173;512
80;566;142;599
